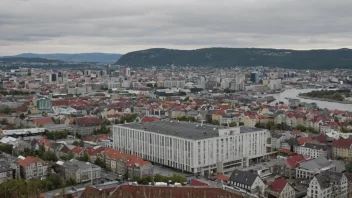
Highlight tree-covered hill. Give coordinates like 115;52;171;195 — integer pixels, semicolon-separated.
116;47;352;69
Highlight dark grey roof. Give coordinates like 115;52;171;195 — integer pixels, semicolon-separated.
229;169;259;186
0;160;13;172
315;171;344;189
63;159;100;172
121;121;264;140
299;157;334;171
302;143;329;151
271;133;283;139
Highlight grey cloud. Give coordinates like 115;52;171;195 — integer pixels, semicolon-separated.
1;0;352;55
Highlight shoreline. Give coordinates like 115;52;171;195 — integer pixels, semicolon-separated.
298;95;352;104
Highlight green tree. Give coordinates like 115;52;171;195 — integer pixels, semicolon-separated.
1;106;11;114
229;122;237;127
77;152;90;162
212;120;220;125
239;122;244;126
1;118;8;125
341;127;349;133
296;125;307;132
0;144;13;154
19;113;26;120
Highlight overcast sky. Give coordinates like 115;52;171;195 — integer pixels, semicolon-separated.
1;0;352;55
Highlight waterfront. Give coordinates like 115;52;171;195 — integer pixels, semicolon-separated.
268;88;352;111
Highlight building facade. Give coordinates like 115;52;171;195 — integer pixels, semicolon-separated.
62;159;101;183
17;156;48;180
307;171;348;198
112;122;270;175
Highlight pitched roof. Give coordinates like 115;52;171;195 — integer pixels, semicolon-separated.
229;170;258;186
215;173;229;182
286;154;307;168
17;156;46;168
32;117;54;125
269;177;288;193
314;133;328;144
191;179;209;186
302;142;329;151
332;138;352;149
140;116;160;123
80;186;117;198
315;171;344;189
297;137;313;145
111;185;243;198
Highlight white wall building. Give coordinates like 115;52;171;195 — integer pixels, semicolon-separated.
163;80;185;88
294;143;330;159
112;122;270;175
307;171;348;198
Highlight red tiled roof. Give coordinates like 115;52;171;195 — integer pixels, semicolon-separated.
32;117;54;125
215;174;229;182
72;146;83;155
270;177;287;193
286;154;307;168
279;148;293;155
314;133;327;144
290;130;301;135
191;179;209;186
17;156;45;168
81;186;117;197
332;138;352;149
297;137;313;145
74;116;102;127
112;185;243;198
141;116;160;123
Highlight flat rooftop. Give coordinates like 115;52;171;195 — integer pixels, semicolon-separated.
119;121;263;140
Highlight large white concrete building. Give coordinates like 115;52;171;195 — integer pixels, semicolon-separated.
112;121;271;175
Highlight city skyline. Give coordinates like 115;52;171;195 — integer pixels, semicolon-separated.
1;0;352;55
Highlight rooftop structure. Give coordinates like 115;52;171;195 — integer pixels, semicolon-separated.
123;121;263;140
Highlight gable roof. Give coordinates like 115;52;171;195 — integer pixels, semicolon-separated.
269;177;288;193
32;117;54;125
111;185;244;198
17;156;46;168
286;154;307;168
297;137;313;145
315;171;344;189
140;116;160;123
332;138;352;149
229;170;259;186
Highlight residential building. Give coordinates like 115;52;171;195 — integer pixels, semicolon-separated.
228;169;266;195
307;171;348;198
36;97;52;111
296;157;338;179
17;156;48;180
62;159;101;183
332;138;352;160
265;177;295;198
294;142;330;159
112;122;271;175
0;160;14;184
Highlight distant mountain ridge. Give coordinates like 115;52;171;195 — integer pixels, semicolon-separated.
116;47;352;69
12;53;122;63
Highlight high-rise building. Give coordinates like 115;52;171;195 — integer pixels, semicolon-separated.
106;65;111;76
112;122;271;175
126;67;131;77
250;71;259;84
51;73;57;82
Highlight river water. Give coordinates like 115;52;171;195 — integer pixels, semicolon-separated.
267;89;352;111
